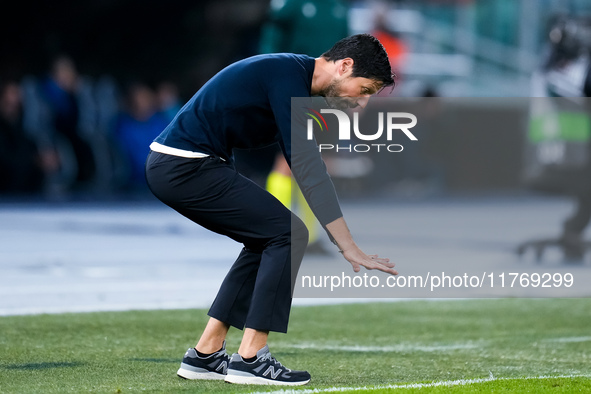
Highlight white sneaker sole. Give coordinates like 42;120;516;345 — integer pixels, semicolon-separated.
177;367;226;380
225;373;310;386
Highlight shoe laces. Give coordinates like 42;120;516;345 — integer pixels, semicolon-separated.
260;352;280;365
260;352;291;371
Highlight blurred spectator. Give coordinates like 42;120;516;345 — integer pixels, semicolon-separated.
39;55;96;189
115;82;169;189
156;81;182;123
371;6;407;70
0;80;48;194
517;15;591;261
370;2;407;96
89;75;125;193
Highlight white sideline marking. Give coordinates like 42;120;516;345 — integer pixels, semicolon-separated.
545;336;591;343
279;342;481;353
250;374;591;394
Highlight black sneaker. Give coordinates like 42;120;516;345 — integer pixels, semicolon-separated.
225;345;310;386
177;341;230;380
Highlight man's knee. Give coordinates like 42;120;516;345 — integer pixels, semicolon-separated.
265;214;308;247
290;214;309;251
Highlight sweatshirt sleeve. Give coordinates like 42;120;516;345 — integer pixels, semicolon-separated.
266;64;343;227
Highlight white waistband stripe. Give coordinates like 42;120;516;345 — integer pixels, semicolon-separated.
149;142;209;159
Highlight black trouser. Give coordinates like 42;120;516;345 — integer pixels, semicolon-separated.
145;151;308;333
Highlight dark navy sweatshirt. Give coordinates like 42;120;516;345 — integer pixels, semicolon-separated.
153;53;342;226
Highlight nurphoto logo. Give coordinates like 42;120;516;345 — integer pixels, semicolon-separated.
305;108;418;153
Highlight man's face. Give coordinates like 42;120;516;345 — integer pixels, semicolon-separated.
322;75;382;110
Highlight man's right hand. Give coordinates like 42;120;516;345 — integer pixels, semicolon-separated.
325;217;398;275
341;245;398;275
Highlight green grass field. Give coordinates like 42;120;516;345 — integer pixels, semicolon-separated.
0;299;590;393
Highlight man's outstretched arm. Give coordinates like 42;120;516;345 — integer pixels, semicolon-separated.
326;217;398;275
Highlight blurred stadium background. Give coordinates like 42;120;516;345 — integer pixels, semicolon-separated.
1;0;591;316
2;0;591;198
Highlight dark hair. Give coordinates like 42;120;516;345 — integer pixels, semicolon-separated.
322;34;395;88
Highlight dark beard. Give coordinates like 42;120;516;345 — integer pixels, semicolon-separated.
321;79;356;110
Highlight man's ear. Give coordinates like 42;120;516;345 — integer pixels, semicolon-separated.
338;58;354;77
